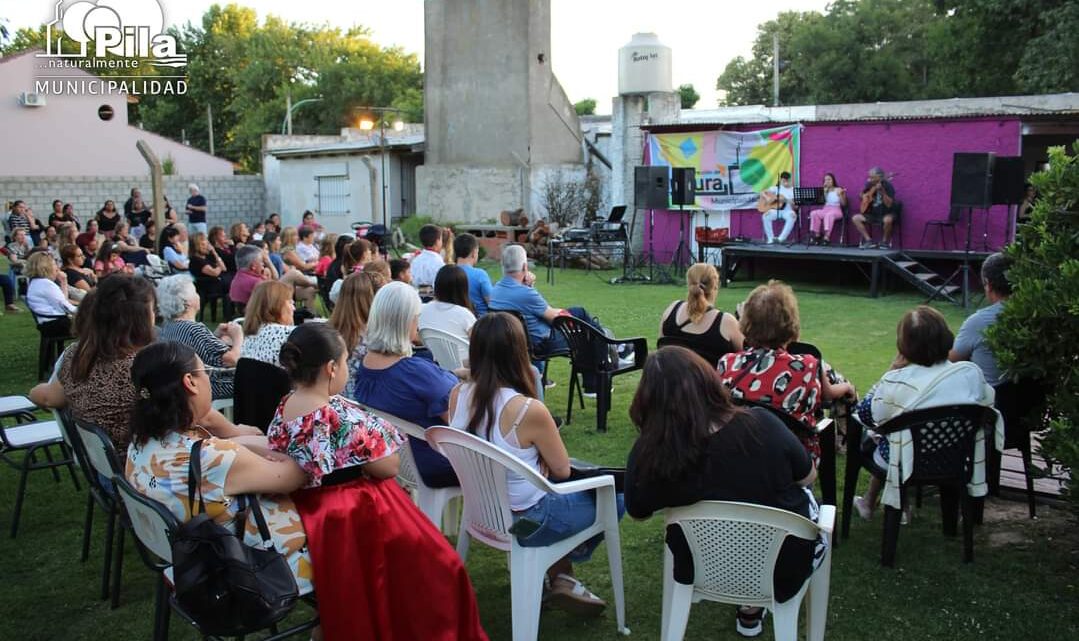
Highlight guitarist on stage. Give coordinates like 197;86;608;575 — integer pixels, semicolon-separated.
853;167;899;248
757;171;797;244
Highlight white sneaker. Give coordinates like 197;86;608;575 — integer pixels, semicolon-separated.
853;496;873;520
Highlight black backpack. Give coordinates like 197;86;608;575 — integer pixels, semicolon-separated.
171;440;299;636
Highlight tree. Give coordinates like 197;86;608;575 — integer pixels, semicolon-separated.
716;0;1078;107
677;84;699;109
574;98;596;116
987;143;1079;510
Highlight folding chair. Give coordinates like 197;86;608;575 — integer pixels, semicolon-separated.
426;426;628;641
661;501;834;641
1;403;80;537
362;407;462;535
73;417;128;608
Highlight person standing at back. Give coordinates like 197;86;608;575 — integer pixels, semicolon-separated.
185;183;208;235
454;233;493;316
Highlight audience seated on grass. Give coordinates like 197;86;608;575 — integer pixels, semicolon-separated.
314;233;337;278
322;234;354;291
110;221;150;267
364;259;391;289
347;281;460;488
5;228;32;272
157;275;243;400
125;341;313;601
454;233;492;316
853;306;995;521
659;262;744;366
267;323;489;641
329;271;380;380
625;345;828;638
61;243;96;297
239;280;295;367
419;264;477;362
718;280;856;464
389;258;411;285
93;242;132;278
189;231;230;299
26;251;77;324
448;311;621;614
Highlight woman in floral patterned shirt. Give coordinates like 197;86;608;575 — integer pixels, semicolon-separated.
268;323;488;641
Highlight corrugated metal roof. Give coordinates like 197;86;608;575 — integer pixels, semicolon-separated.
267;134;425;157
647;93;1079;127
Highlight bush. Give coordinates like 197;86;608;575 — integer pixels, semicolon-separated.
987;142;1079;508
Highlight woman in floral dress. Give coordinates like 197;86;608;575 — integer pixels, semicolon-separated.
268;322;488;641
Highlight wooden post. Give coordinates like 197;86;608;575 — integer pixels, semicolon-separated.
136;139;165;253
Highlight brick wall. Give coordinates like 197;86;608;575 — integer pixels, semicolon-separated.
0;175;266;230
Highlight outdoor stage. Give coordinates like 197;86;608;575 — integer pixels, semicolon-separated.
699;240;993;302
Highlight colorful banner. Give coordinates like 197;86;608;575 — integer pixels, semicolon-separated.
646;124;801;211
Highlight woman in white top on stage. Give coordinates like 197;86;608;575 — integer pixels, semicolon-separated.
810;173;847;245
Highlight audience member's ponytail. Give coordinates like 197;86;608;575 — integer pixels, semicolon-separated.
129;342;198;446
685;263;718;324
279;323;347;386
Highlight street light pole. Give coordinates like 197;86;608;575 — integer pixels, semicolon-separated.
281;97;324;135
356;106;404;228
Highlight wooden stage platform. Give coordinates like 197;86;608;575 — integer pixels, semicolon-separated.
700;240;992;300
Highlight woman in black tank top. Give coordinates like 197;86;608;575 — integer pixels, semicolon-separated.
658;263;743;366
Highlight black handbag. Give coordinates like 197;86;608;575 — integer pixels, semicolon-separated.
568;458;626;492
170;440;299;636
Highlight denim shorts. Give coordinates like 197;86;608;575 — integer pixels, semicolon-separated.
512;489;625;563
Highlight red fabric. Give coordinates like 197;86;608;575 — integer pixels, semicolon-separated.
292;478;489;641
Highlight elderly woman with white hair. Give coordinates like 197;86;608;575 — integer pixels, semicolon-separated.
156;274;244;399
347;281;460;488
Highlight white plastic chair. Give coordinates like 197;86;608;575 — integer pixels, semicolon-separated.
419;327;469;372
426;426;629;641
361;407;462;535
211;397;234;420
660;501;835;641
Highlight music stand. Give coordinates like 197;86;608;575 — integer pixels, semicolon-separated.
793;187;825;246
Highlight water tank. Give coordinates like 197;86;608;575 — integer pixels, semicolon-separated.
618;33;673;95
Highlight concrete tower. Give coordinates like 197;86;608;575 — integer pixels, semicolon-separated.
417;0;583;222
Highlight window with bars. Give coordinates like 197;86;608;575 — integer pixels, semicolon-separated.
316;175;350;216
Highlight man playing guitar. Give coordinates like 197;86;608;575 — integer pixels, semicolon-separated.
757;171;797;244
852;167;899;248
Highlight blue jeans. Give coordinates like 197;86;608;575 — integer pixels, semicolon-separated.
1;273;14;306
512;490;625;562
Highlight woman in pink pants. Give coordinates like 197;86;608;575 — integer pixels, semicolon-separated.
810;173;847;245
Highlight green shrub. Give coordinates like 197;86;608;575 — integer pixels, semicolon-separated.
987;142;1079;509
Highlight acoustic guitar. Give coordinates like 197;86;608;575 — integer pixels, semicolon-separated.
859;174;897;214
756;191;787;214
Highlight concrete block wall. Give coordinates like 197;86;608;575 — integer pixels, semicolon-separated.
0;175;266;230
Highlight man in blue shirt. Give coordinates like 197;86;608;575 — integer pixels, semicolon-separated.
490;244;632;396
949;252;1010;386
453;233;492;315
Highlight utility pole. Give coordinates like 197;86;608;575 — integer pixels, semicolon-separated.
207;104;215;156
772;32;780;107
285;89;293;135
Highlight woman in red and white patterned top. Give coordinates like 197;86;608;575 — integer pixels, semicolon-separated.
718;280;855;463
268;322;489;641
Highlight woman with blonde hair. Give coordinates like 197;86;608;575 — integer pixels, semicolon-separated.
329;271;379;372
658;262;743;366
239;280;295;366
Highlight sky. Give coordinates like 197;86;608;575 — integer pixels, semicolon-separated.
4;0;834;113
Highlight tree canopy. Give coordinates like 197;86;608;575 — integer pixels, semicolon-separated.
574;98;597;116
678;84;700;109
0;3;424;173
717;0;1079;106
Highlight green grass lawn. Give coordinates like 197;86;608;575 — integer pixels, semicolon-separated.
0;265;1076;640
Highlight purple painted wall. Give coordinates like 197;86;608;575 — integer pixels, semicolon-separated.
645;117;1022;259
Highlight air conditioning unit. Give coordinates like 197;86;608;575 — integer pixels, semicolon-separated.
19;92;46;107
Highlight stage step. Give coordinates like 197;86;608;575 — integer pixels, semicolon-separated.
883;253;962;306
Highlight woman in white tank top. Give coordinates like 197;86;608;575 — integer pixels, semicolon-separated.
447;312;621;616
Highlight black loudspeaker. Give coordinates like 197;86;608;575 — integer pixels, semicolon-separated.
670;167;697;205
951;152;995;208
635;166;669;209
992;156;1025;205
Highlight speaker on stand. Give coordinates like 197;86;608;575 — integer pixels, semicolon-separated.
619;166;669;284
670;167;696;276
992;156;1024;243
943;152;995;307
